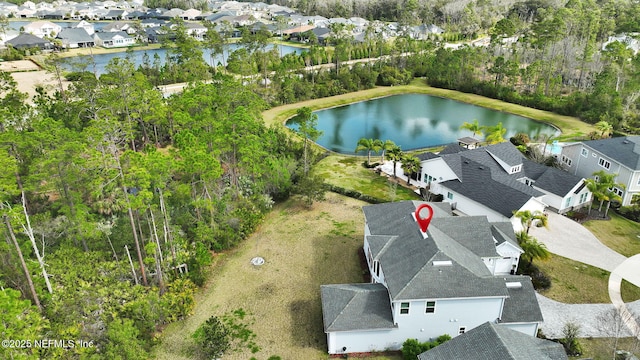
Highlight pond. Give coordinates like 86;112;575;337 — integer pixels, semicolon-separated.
60;44;304;75
287;93;558;155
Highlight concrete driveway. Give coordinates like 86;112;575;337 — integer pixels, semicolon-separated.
528;212;640;338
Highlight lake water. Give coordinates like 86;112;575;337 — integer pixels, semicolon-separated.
60;44;304;75
288;94;558;154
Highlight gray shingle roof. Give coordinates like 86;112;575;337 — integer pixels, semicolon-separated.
491;222;520;249
6;33;52;48
417;322;567;360
522;159;584;197
486;141;525;167
362;201;509;300
320;283;395;332
582;136;640;170
440;159;539;217
57;28;93;43
499;275;543;323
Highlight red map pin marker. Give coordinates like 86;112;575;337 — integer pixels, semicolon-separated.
415;203;434;233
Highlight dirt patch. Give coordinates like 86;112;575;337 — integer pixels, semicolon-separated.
0;60;40;72
10;70;71;101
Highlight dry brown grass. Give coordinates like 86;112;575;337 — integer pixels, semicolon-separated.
154;193;397;360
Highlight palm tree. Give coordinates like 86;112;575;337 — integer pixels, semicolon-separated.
401;155;421;186
602;187;623;218
484;122;507;144
355;138;382;166
386;145;403;178
584;178;602;215
380;140;396;163
590;170;623;213
514;209;548;234
460;119;483;138
516;231;550;264
595;120;613;138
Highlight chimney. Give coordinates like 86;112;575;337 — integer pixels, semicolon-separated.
413;203;434;238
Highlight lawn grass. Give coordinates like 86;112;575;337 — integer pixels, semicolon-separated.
535;254;640;304
261;81;595;139
583;212;640;257
313;155;421;202
154;193;401;360
536;254;612;304
579;337;640;360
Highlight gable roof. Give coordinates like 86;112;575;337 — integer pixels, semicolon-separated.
320;283;395;332
439;158;540;217
417;322;567;360
57;28;93;42
581;136;640;170
95;31;131;40
523;160;584;196
363;201;509;300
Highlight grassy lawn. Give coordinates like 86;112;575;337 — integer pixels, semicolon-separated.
313;155;421;202
262;81;595;139
583;212;640;257
536;254;612;304
536;254;640;304
580;337;640;360
154;193;402;360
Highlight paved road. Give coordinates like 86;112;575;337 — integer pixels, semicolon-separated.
529;212;640;338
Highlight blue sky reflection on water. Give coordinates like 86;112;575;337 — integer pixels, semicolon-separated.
288;94;558;155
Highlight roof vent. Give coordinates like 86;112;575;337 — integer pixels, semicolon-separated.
478;166;484;170
433;260;453;266
506;282;522;289
623;140;630;144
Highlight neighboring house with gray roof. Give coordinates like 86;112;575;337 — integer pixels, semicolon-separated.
320;201;541;355
417;322;567;360
93;30;134;47
560;136;640;206
6;32;52;49
57;28;94;48
402;142;589;231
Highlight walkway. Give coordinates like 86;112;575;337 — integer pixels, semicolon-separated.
529;212;640;338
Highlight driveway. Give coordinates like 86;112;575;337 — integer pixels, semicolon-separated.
528;212;640;338
528;212;626;272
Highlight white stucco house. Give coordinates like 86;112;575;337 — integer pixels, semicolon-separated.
93;31;134;47
24;20;62;38
390;142;590;232
320;201;542;355
560;136;640;206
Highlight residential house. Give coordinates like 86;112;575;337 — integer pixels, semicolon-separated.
184;22;206;39
417;322;568;360
24;20;62;38
93;30;134;47
158;8;183;20
101;21;133;34
560;136;640;206
397;142;589;231
0;29;20;47
102;9;126;20
0;2;18;16
181;8;201;20
320;201;542;355
68;20;95;35
6;32;53;49
57;28;94;48
15;6;38;18
603;34;640;55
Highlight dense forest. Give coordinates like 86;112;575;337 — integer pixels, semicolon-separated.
1;0;640;357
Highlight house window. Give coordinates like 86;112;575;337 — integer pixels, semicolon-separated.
565;197;572;207
581;148;588;157
425;301;436;313
447;192;453;200
599;158;611;170
579;192;588;204
373;261;380;277
561;155;572;166
611;187;623;197
511;165;521;173
400;302;410;315
525;178;534;186
425;174;435;185
458;326;466;335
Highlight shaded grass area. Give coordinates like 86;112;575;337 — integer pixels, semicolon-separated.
580;337;640;360
154;193;401;360
313;155;420;202
536;254;612;304
262;81;595;139
583;212;640;257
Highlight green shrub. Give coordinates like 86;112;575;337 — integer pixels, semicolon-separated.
193;316;230;359
402;335;451;359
